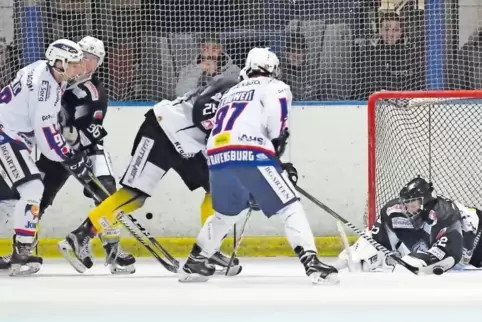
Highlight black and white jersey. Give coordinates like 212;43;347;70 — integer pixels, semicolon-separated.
61;75;109;147
152;77;237;158
372;196;464;264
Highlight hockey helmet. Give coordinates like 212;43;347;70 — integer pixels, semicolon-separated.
78;36;105;69
399;176;435;216
240;47;280;80
46;39;83;67
45;39;84;81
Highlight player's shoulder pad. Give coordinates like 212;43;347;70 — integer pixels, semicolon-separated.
433;196;460;221
381;198;414;229
201;77;238;99
380;198;414;229
80;80;100;101
32;64;57;102
266;78;291;96
380;198;406;217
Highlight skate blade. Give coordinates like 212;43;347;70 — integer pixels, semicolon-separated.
310;272;340;285
109;263;136;275
215;265;243;276
178;271;211;283
57;240;88;274
9;262;41;276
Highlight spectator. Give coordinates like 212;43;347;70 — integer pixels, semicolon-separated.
281;33;324;100
457;27;482;90
175;34;240;97
358;12;424;98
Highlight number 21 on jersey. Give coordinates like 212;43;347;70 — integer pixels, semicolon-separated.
211;102;248;136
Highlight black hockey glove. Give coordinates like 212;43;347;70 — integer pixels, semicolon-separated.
281;162;298;185
272;128;290;157
64;152;93;182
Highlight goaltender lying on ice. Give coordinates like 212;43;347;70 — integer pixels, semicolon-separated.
336;177;482;274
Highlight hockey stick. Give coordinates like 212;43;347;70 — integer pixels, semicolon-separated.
293;185;422;275
87;174;179;273
474;230;482;250
225;207;252;276
66;166;179;273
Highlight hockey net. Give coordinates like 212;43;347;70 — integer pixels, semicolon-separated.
367;90;482;228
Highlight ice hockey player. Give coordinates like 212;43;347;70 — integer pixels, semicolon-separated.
67;76;241;274
337;177;468;274
48;36;137;274
178;48;339;284
0;36;135;274
0;39;91;275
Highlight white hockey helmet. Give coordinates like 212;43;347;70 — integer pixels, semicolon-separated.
45;39;83;67
241;47;280;79
78;36;105;69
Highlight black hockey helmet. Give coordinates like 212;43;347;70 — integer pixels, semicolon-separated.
399;176;435;216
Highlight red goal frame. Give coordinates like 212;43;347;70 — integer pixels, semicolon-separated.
366;90;482;228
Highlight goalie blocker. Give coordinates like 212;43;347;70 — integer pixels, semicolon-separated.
338;177;472;275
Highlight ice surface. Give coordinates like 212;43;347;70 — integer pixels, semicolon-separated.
1;258;481;322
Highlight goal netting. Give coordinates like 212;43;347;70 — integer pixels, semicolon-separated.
1;1;481;102
367;90;482;228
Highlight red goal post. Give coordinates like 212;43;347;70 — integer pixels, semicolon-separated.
367;90;482;229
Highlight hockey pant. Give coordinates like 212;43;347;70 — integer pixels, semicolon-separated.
195;164;318;258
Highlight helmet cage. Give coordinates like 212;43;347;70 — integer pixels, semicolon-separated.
400;196;424;216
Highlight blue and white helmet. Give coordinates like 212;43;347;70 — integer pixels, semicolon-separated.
45;39;83;67
240;47;280;80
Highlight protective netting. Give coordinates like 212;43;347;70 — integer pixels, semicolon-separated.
0;1;482;102
368;93;482;227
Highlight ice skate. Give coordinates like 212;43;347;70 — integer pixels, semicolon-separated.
179;244;215;283
296;247;339;285
58;227;94;274
9;239;42;276
0;254;11;270
0;235;18;270
102;237;136;275
209;251;242;276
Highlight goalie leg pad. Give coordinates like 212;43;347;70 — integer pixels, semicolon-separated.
87;187;146;233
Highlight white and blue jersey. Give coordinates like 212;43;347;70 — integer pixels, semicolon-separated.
0;60;72;161
206;76;291;168
206;76;297;217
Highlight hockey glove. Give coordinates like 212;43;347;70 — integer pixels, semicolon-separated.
281;162;298;185
64;152;93;182
272;128;290;157
62;125;81;150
